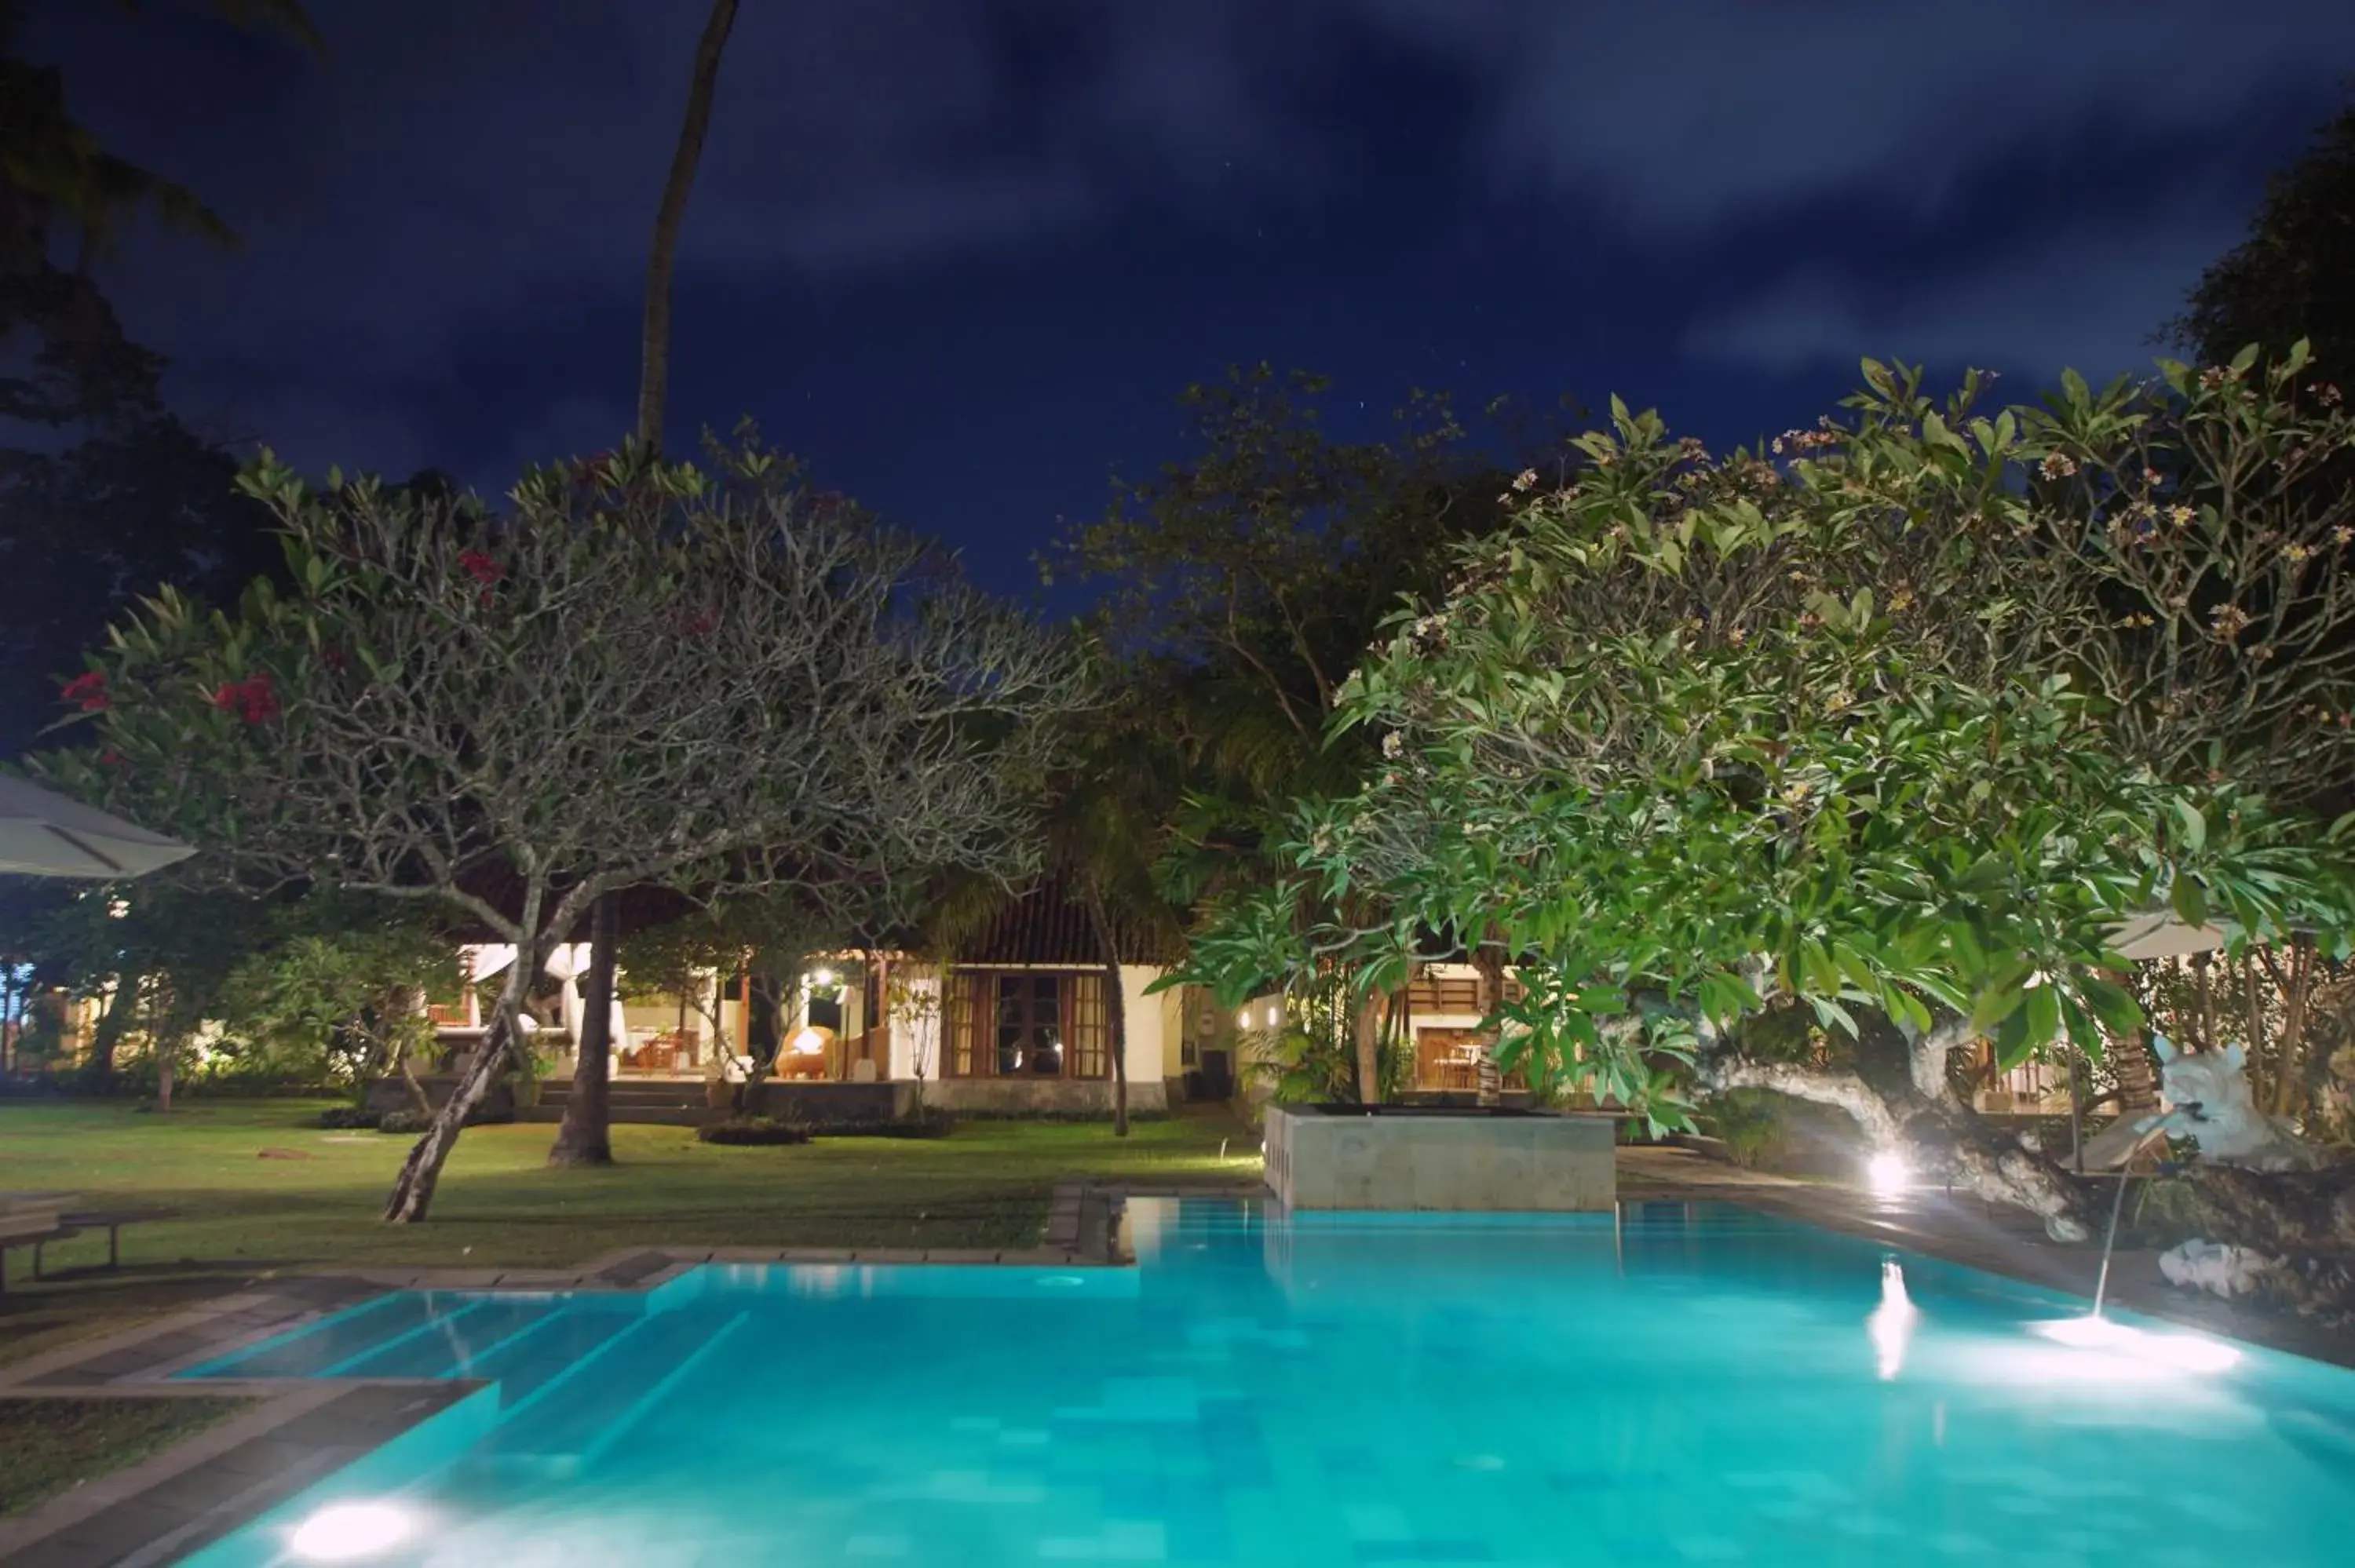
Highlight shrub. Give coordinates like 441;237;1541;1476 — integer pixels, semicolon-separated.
823;1110;957;1139
697;1114;812;1146
373;1103;509;1132
316;1105;378;1129
1701;1089;1783;1169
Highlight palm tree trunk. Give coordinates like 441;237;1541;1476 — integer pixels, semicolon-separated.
553;0;741;1165
549;895;617;1166
1081;887;1129;1137
635;0;741;454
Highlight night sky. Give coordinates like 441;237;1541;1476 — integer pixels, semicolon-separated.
27;1;2355;594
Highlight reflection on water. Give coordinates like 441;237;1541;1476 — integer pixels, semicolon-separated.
185;1198;2355;1568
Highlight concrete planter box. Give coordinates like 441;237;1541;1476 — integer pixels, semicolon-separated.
1263;1104;1616;1212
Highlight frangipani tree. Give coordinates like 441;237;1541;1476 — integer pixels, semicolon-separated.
39;440;1083;1220
1188;348;2355;1238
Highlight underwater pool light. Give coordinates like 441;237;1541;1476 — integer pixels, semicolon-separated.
290;1501;414;1561
2032;1314;2242;1373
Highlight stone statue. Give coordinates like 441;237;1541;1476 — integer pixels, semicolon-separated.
2082;1035;2320;1172
2157;1238;2275;1297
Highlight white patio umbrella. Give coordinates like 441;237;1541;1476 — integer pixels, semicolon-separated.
0;775;195;880
2105;909;2229;961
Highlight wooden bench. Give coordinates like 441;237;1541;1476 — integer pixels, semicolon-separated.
0;1207;171;1293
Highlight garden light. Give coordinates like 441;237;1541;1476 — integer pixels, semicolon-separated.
1866;1150;1910;1195
290;1501;414;1561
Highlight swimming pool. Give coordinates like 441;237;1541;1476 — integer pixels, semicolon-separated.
177;1199;2355;1566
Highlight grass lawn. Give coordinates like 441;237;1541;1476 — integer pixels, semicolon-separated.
0;1097;1261;1365
0;1396;252;1515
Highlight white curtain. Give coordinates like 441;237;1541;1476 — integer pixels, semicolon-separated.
460;943;621;1048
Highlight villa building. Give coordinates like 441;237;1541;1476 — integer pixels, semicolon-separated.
404;881;1236;1121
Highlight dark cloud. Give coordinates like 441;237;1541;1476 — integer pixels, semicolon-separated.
20;0;2355;516
1683;205;2255;381
1368;2;2353;228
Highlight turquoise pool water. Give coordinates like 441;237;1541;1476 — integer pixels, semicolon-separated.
178;1200;2355;1566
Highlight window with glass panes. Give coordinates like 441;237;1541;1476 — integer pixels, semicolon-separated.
944;971;1108;1078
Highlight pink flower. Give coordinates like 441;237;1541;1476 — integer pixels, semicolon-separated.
210;673;279;725
61;671;108;711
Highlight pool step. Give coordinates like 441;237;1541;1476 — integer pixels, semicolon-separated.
184;1291;444;1380
322;1296;568;1380
460;1307;740;1479
468;1304;648;1408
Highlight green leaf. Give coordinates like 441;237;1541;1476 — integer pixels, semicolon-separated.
2024;983;2059;1049
1992;1004;2034;1069
1971;979;2027;1032
2171;875;2208;928
2076;973;2141;1033
2172;799;2205;854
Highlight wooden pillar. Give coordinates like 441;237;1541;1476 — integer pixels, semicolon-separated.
737;968;751;1059
872;953;891;1075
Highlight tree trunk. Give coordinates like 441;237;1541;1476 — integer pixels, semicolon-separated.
549;894;618;1167
155;1034;173;1112
1471;934;1506;1107
385;949;535;1223
736;972;783;1115
397;1056;433;1118
379;984;435;1117
636;0;741;453
2263;937;2317;1120
1353;985;1384;1105
2112;1023;2161;1114
87;965;142;1085
2191;951;2218;1050
1081;888;1129;1137
1703;1051;2098;1242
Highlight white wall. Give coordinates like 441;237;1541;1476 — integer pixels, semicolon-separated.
1119;965;1169;1084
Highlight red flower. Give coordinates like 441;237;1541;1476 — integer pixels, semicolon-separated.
210;673;279;726
100;749;126;769
457;549;504;588
675;607;721;640
61;671;108;711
